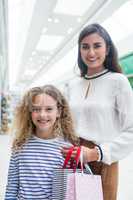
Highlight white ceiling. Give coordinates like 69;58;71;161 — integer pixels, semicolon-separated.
8;0;133;92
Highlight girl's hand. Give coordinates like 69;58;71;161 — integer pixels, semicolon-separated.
61;146;79;158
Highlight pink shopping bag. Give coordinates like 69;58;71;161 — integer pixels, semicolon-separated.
75;173;103;200
65;172;103;200
52;146;81;200
65;173;75;200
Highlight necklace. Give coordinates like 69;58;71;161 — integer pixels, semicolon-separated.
84;69;109;80
84;69;109;99
84;81;91;99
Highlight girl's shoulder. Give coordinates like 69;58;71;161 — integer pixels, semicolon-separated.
11;137;33;153
55;137;72;146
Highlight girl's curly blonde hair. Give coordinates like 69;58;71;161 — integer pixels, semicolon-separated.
12;85;78;149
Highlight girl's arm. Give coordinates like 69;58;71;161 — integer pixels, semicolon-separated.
5;151;19;199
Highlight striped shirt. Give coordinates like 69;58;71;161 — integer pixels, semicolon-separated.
5;135;72;200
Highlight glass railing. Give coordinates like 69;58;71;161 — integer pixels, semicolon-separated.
119;52;133;88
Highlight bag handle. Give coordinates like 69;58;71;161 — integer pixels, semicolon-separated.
70;146;81;171
63;146;75;168
80;146;93;174
63;146;81;172
63;146;93;174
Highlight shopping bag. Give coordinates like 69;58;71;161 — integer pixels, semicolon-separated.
52;146;82;200
52;168;76;200
76;173;103;200
65;172;75;200
52;146;103;200
65;172;103;200
65;147;103;200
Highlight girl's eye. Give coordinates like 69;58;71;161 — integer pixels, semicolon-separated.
47;108;53;111
32;108;41;113
32;107;41;112
31;106;56;113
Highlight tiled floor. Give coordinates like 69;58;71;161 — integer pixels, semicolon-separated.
0;135;133;200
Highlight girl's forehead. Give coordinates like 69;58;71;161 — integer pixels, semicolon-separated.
32;93;57;105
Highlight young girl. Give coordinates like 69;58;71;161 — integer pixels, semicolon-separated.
5;85;78;200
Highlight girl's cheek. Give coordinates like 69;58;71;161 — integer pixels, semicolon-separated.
31;113;36;118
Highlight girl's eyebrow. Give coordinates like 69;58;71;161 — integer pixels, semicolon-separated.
32;104;57;108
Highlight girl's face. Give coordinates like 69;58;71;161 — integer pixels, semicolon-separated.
31;93;60;139
80;33;107;74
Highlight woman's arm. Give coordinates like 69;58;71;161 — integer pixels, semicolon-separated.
100;76;133;164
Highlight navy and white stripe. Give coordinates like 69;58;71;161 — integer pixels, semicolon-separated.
5;136;72;200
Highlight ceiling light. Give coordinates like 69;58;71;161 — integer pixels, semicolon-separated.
32;51;36;55
77;18;82;23
29;57;33;61
54;18;59;23
42;27;48;34
67;28;73;34
48;18;52;22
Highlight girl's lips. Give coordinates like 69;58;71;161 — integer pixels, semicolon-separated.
37;120;49;124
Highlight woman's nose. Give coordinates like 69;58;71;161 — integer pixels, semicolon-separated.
87;47;95;56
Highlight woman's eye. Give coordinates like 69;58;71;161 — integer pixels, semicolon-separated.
94;43;102;48
80;44;89;50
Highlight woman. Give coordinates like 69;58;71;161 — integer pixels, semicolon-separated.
62;23;133;200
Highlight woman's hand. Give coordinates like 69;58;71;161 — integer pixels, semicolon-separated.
81;146;99;163
62;146;99;163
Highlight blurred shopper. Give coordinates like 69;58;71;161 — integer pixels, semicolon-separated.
62;23;133;200
5;85;77;200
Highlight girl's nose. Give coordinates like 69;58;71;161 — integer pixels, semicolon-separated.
39;110;47;117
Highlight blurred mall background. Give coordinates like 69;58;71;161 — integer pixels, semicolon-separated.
0;0;133;199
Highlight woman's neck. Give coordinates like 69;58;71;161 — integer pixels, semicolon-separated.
87;67;105;76
84;68;109;80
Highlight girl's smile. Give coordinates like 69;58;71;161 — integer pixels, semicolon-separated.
31;94;59;139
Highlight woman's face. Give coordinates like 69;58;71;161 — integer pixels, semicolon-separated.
31;93;59;139
80;33;107;73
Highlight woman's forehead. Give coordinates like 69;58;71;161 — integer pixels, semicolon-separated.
81;33;105;43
